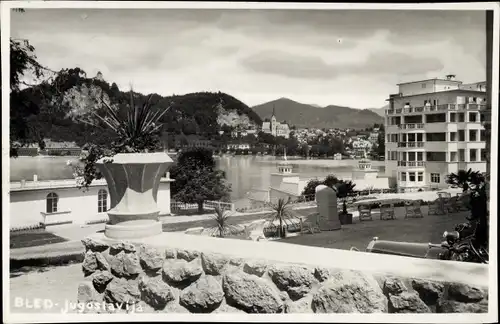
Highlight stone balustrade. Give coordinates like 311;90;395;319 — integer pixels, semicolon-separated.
78;232;489;314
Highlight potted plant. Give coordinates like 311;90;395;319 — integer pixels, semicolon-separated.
336;180;356;225
72;89;173;239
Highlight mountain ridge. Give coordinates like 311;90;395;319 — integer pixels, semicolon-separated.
251;98;384;129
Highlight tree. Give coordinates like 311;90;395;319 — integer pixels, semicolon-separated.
323;174;340;188
375;127;385;157
446;169;484;192
301;178;323;196
335;180;356;214
170;147;232;213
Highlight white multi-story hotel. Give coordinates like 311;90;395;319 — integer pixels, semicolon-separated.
384;75;487;192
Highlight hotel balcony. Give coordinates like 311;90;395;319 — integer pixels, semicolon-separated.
397;123;425;130
397;161;426;168
387;103;486;115
397;142;425;148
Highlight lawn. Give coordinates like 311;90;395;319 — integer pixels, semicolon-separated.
10;230;68;249
283;207;470;251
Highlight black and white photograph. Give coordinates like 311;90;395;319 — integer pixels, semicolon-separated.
2;1;498;322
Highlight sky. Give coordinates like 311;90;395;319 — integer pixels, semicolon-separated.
11;8;487;109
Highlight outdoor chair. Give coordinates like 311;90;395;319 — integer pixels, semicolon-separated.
358;204;373;221
404;200;424;218
442;197;455;214
428;199;445;215
437;191;452;199
380;203;396;220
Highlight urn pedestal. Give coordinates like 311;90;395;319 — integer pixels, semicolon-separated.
96;152;173;239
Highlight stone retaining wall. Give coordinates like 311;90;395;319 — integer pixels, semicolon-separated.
78;235;489;314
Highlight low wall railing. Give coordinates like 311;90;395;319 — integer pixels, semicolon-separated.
170;200;236;213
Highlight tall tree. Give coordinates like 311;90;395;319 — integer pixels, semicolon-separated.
170;147;232;213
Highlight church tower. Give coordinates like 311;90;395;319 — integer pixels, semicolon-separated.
271;105;277;137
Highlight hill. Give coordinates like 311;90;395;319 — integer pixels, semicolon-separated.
251;98;384;129
10;68;262;147
367;105;388;117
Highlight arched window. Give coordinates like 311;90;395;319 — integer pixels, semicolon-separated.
46;192;58;213
98;189;108;213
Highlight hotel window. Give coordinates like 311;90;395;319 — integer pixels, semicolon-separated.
458;130;465;142
459;149;466;162
450;132;457;141
450;152;458;162
417;152;423;161
46;192;58;214
391;151;398;160
469;112;478;122
470;149;478;162
458;113;465;122
469;130;478;142
422;84;426;89
480;113;485;122
401;172;407;181
417;172;424;182
98;189;108;213
480;130;486;142
430;173;440;183
481;149;487;161
409;172;416;182
449;113;456;122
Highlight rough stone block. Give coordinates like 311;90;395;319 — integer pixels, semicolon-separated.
138;275;175;310
222;270;283;313
177;249;200;262
82;251;98;276
104;277;141;306
268;265;316;301
243;260;268;277
447;283;486;303
179;275;225;313
311;270;387;313
388;292;431;313
411;279;445;305
139;245;164;273
91;270;114;293
162;258;203;286
81;238;109;252
201;252;229;276
383;277;407;296
109;251;142;278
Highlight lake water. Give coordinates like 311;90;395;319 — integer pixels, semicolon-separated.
9;156;384;208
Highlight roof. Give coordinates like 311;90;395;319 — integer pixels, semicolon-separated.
386;88;487;101
396;78;462;86
10;177;174;192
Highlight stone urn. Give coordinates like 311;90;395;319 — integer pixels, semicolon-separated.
96;152;173;239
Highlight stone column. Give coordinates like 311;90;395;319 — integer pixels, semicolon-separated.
315;185;341;231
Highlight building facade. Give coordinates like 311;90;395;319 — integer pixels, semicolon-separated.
384;76;487;192
9;177;173;230
261;107;291;139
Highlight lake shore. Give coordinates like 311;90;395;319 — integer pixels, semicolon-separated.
256;158;385;168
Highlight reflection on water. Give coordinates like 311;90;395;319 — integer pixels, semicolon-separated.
9;155;384;208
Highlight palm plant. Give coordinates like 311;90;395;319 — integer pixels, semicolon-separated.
209;206;237;238
446;168;482;193
74;89;171;188
265;197;297;238
336;180;356;214
87;90;171;152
